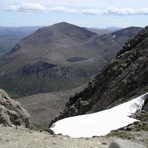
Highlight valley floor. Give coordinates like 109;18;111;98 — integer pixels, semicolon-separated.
0;125;147;148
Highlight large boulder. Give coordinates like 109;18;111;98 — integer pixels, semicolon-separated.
0;89;31;128
109;139;146;148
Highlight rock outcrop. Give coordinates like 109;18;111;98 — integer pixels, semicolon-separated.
0;89;31;128
49;26;148;127
109;139;146;148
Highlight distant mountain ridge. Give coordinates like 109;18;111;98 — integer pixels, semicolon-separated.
0;26;41;55
0;22;142;97
0;26;41;35
86;26;122;34
105;26;122;31
84;28;113;35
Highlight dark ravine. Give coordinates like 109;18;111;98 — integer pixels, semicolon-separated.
49;26;148;127
0;22;142;97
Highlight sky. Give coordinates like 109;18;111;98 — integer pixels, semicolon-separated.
0;0;148;28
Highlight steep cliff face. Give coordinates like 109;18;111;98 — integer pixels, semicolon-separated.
49;26;148;127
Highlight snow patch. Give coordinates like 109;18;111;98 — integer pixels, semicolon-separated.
50;92;148;138
113;35;115;38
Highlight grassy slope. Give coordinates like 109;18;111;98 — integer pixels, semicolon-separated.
18;84;86;130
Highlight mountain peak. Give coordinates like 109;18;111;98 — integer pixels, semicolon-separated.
105;26;122;31
41;22;97;37
50;22;74;27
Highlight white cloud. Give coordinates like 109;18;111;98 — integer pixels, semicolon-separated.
4;3;148;15
4;2;47;13
81;9;100;15
102;7;148;15
48;6;79;14
136;8;148;15
102;7;134;15
48;7;101;15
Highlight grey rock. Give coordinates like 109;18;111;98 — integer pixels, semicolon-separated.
109;139;146;148
0;89;32;128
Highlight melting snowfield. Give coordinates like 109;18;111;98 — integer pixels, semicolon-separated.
50;92;148;138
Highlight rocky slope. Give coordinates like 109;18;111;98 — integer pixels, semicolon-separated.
18;85;86;129
0;89;31;128
0;89;147;148
0;124;147;148
49;26;148;127
0;22;142;97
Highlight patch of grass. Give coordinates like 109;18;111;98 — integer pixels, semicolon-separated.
136;125;148;131
0;65;92;98
112;65;118;71
136;114;148;122
107;131;129;138
33;124;47;131
7;91;24;99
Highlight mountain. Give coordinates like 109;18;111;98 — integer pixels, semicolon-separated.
105;26;122;31
0;22;142;97
84;27;113;35
0;26;41;55
49;26;148;127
